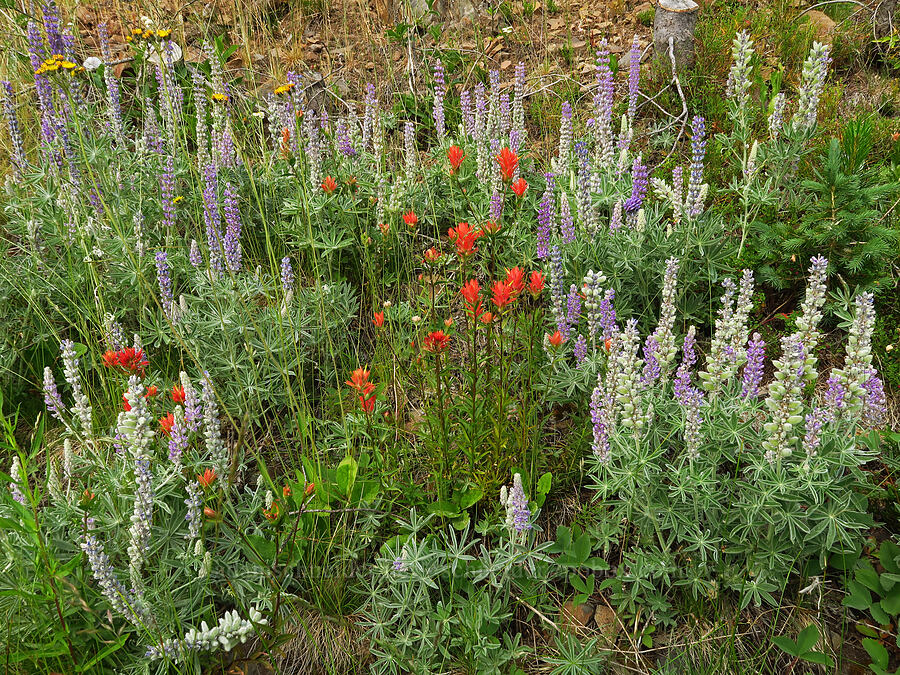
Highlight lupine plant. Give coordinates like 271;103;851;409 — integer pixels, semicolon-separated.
586;256;883;618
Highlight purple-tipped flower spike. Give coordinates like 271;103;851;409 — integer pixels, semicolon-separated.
9;457;26;505
184;480;202;543
502;473;532;532
594;41;615;171
536;180;556;259
609;200;623;233
627;36;641;122
1;82;26;179
180;372;202;432
432;60;446;143
624;155;648;215
574;335;588;365
599;289;617;341
741;333;765;399
42;1;65;59
43;367;65;421
861;368;886;428
489;190;503;223
168;406;188;465
189;239;202;268
686;116;706;217
560;193;575;244
831;292;876;416
824;374;846;419
201;163;223;273
336;119;355;157
768;92;786;138
155;251;175;321
362;82;377;150
642;336;661;386
461;89;474;138
674;325;698;405
499;92;511;138
61;340;92;434
281;256;294;294
802;408;826;460
99;24;126;146
222;182;242;272
557;101;573;167
81;532;146;627
652;258;680;374
549;245;567;331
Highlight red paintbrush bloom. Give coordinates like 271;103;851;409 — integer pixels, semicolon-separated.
491;280;513;310
102;350;119;368
378;222;390;236
548;330;566;347
373;311;385;328
402;210;418;227
495;147;518;182
159;412;175;436
197;468;217;489
144;385;158;398
448;145;465;173
481;220;501;235
263;501;281;521
171;385;186;404
505;267;525;298
460;278;483;318
280;127;292;159
423;330;451;353
359;392;376;413
105;347;149;376
204;506;218;519
480;311;493;324
424;247;443;264
528;270;545;297
448;222;482;258
510;177;528;197
321;175;337;193
345;367;372;394
122;394;131;412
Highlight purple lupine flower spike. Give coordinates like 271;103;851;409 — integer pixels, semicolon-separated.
624;155;648;215
560;193;575;244
536;177;556;259
43;367;65;420
189;239;202;268
432;60;446;143
201;162;223;273
574;335;588;365
628;36;641;122
222;182;242;272
741;332;765;399
1;82;26;179
687;116;706;217
281;256;295;293
155;251;175;321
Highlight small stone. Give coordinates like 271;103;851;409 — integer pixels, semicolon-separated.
804;10;836;43
559;600;594;632
593;605;620;645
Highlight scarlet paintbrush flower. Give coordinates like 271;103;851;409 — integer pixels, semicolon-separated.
197;468;216;490
378;222;390;236
345;367;372;394
423;330;451;352
424;247;442;264
122;394;131;412
480;311;493;324
528;270;545;297
495;147;518;181
492;280;513;310
280;127;291;158
283;484;291;498
263;502;280;521
171;384;186;404
197;468;217;489
448;222;482;258
359;392;376;413
305;482;315;496
510;177;528;197
448;145;465;173
321;175;337;193
81;489;95;506
144;385;158;398
373;311;385;328
482;220;501;235
460;278;483;318
102;350;119;368
402;210;418;227
505;267;525;297
548;330;566;347
103;347;149;376
159;412;175;436
204;506;218;519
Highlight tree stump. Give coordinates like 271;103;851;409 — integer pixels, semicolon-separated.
653;0;700;70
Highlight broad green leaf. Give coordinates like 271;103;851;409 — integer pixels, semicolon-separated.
335;455;358;497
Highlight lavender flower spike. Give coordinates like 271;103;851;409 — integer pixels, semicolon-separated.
9;456;26;504
627;36;641;123
222;182;242;272
180;372;202;432
61;340;92;434
81;533;147;627
624;155;648;215
1;82;26;179
686;116;707;218
201;373;228;485
43;366;65;421
502;473;532;533
432;60;447;143
741;333;765;399
155;251;175;322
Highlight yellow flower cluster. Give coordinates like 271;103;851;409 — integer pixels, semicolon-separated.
35;54;80;75
274;82;295;96
126;27;172;42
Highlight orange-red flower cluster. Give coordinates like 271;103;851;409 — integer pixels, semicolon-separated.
102;347;149;377
423;330;451;353
448;222;482;258
403;210;418;227
321;176;337;193
346;367;377;413
172;385;186;403
373;311;385;328
448;145;465;174
461;278;483;319
424;247;442;264
548;330;566;347
510;177;528;197
495;147;518;182
528;271;545;297
197;468;217;489
159;412;175;436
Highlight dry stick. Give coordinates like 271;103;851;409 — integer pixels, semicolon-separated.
652;37;689;174
795;0;871;16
